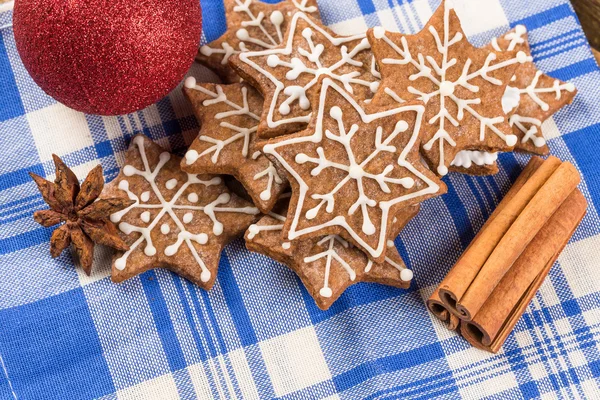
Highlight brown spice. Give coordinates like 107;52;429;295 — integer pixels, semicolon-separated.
30;155;133;275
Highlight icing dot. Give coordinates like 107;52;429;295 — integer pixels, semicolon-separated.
387;240;394;248
320;287;333;297
515;24;527;35
160;224;170;235
532;136;546;147
329;106;342;119
200;46;211;56
115;256;127;270
200;270;211;282
395;120;409;132
282;242;291;249
184;76;197;89
369;81;380;93
140;191;150;202
248;225;259;239
260;190;271;201
373;26;386;39
140;211;151;223
401;269;414;281
267;55;279;67
123;165;135;176
279;102;291;115
183;212;193;224
348;165;363;179
439;81;455;96
166;179;178;190
236;28;250;40
565;83;575;92
145;245;156;257
295;153;309;164
437;165;449;176
505;134;518;147
118;180;129;190
185;150;199;165
187;192;199;203
270;10;284;25
516;51;528;63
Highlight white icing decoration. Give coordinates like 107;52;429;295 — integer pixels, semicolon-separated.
166;179;178;190
491;26;575;148
387;240;394;248
199;0;317;65
502;85;521;114
450;150;498;168
110;136;259;281
184;81;283;202
239;12;378;130
375;3;531;175
141;211;151;223
187;192;199;203
249;210;413;296
140;191;150;202
263;78;440;259
183;212;193;224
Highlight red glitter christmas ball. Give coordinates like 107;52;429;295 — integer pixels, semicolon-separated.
13;0;202;115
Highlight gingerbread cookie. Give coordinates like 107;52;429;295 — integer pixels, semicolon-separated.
487;25;576;155
101;134;260;289
367;1;532;176
230;11;380;138
197;0;320;83
245;201;418;310
182;77;288;213
262;77;446;262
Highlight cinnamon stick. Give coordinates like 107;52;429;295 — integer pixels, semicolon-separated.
427;289;460;330
457;161;581;320
437;156;552;317
460;189;587;352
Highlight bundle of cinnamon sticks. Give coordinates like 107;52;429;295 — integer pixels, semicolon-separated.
428;156;587;353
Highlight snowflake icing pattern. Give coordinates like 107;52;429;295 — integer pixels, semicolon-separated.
200;0;317;65
111;136;259;283
183;78;283;204
237;12;379;132
263;78;442;259
371;2;532;175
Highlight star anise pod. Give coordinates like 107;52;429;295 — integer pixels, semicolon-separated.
29;155;134;275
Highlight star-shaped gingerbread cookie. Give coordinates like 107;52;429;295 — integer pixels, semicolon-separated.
245;200;418;309
101;134;260;289
182;77;288;213
230;11;380;138
367;1;532;176
486;25;576;155
262;77;446;262
197;0;320;83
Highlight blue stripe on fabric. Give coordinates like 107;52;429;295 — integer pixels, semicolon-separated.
362;371;456;400
463;176;490;221
529;29;583;51
0;35;25;122
0;288;115;399
0;226;50;255
217;253;259;347
512;4;574;31
332;342;445;393
357;0;377;16
550;58;599;82
140;270;187;372
441;179;474;249
186;280;219;358
0;163;44;191
563;122;600;214
171;275;209;361
532;40;588;62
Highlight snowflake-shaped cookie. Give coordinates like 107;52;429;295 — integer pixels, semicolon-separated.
182;77;287;213
101;135;259;289
245;201;418;310
262;78;445;262
230;11;379;138
368;1;531;175
197;0;320;83
487;25;576;155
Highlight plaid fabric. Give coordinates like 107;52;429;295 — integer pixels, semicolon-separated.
1;0;599;398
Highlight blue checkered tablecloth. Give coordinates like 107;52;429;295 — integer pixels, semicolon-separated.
1;0;599;398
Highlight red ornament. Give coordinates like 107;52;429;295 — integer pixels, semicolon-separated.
13;0;202;115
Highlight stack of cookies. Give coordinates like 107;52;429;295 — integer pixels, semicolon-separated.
100;0;577;310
